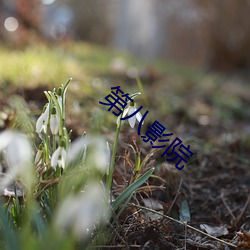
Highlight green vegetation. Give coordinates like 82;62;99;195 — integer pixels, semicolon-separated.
0;42;249;249
0;79;155;249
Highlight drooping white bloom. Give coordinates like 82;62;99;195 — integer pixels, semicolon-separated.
90;137;110;173
67;135;110;173
51;145;67;169
50;106;60;135
0;130;33;190
118;102;143;128
35;144;43;164
36;103;50;133
54;182;109;240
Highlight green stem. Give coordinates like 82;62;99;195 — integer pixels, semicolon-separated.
49;93;63;136
52;134;56;152
136;77;149;107
61;78;71;127
106;117;121;197
45;98;53;164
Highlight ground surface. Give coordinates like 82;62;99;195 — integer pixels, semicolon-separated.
0;42;249;249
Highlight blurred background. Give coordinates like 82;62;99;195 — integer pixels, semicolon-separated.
1;0;250;72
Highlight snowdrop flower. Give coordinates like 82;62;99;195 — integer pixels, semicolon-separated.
67;135;110;173
35;144;43;164
89;137;110;173
118;102;143;128
51;143;67;169
50;106;60;135
0;130;33;190
36;103;50;133
57;87;63;111
54;182;109;240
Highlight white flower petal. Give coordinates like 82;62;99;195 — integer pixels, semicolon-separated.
128;107;136;128
0;130;33;190
5;133;32;170
0;130;13;151
121;107;129;118
57;159;65;169
128;116;136;128
60;148;67;169
36;104;50;134
67;137;88;163
61;148;67;160
51;147;67;169
50;114;59;135
55;182;109;240
93;138;110;173
57;96;63;112
117;106;129;125
128;106;135;116
35;150;42;164
44;104;50;117
136;111;143;123
42;121;48;133
51;147;61;168
36;113;45;133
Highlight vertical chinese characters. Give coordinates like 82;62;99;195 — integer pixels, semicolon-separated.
99;86;193;170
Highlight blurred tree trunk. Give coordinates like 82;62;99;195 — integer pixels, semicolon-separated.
15;0;42;45
204;0;250;71
0;0;42;46
66;0;113;44
16;0;41;31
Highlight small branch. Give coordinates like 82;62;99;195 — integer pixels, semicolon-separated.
39;178;60;184
130;203;237;249
166;178;183;215
221;190;236;221
89;245;141;249
233;192;250;227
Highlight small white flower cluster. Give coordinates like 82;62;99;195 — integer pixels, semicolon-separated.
35;81;110;174
34;82;111;240
35;85;68;171
36;90;62;135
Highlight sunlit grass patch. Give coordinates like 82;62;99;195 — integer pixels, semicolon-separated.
0;44;85;86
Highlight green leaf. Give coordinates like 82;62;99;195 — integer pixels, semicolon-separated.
32;210;45;237
179;199;191;222
62;78;72;98
112;193;133;225
112;167;154;211
0;207;21;250
135;152;141;172
129;92;141;100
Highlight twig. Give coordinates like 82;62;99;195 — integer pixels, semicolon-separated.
34;179;59;198
184;221;187;250
166;178;183;215
129;203;237;249
221;190;236;221
233;192;250;227
89;245;141;248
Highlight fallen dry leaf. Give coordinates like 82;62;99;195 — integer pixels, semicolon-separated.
200;224;228;237
237;231;250;248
